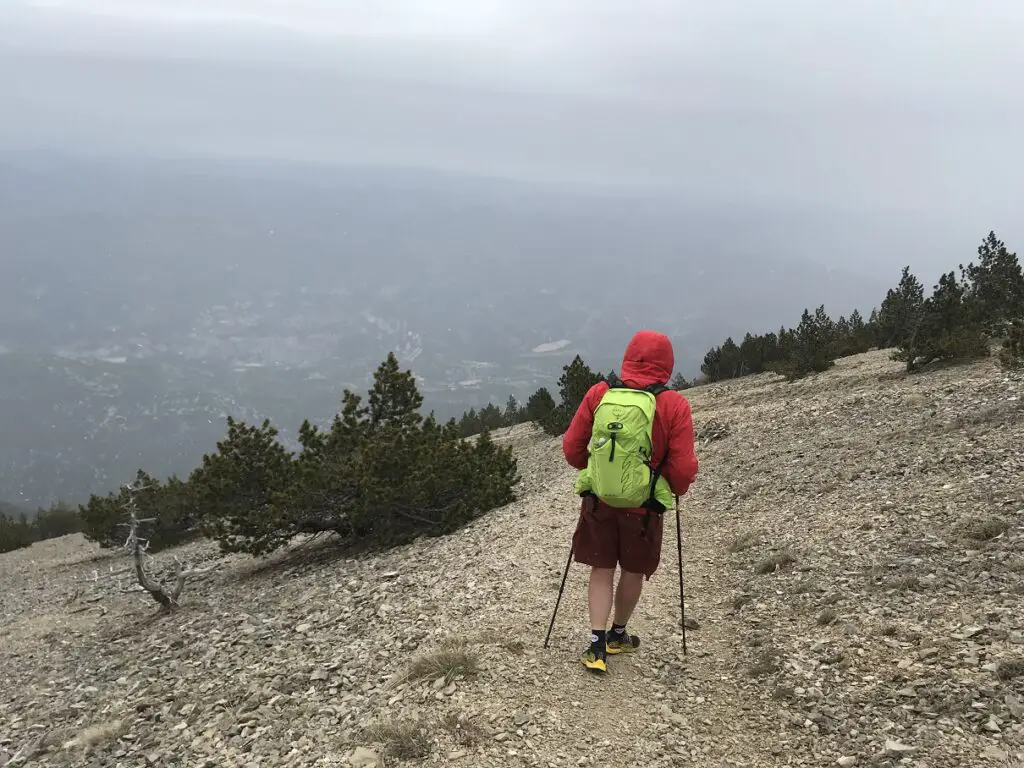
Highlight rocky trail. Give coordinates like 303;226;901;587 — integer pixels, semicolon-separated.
2;350;1023;767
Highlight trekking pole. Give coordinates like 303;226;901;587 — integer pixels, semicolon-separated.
675;494;687;655
543;544;574;648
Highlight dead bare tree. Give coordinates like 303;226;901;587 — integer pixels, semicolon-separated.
118;480;186;612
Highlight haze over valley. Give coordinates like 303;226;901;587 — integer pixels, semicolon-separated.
1;0;1021;506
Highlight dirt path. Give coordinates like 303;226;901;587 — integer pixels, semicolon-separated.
433;439;797;768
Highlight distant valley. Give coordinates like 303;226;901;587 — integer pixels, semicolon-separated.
0;152;889;507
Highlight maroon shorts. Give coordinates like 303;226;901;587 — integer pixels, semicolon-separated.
571;495;664;578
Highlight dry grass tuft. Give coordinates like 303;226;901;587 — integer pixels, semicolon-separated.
731;593;753;611
500;639;526;655
727;531;760;553
405;645;480;685
695;418;731;443
995;659;1024;682
963;516;1011;542
60;720;127;753
364;720;431;761
440;712;487;747
772;685;796;701
816;607;838;626
748;649;782;678
754;550;796;575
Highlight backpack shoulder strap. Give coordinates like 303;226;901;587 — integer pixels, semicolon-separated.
607;376;669;396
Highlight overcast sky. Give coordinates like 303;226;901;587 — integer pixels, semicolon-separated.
1;0;1022;257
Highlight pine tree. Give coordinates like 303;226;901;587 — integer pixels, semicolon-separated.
189;353;521;556
77;469;198;553
193;418;297;556
760;331;782;369
893;271;989;371
478;403;505;431
525;387;556;425
701;338;746;382
719;338;742;379
0;510;37;553
368;352;423;431
738;333;761;376
832;315;853;357
33;501;82;541
147;474;199;552
777;326;795;365
670;372;691;390
848;309;873;353
776;308;836;377
557;355;603;413
813;305;836;353
700;346;723;382
458;408;481;437
877;266;925;352
960;231;1024;335
78;490;127;550
543;356;603;436
503;395;522;426
998;320;1024;370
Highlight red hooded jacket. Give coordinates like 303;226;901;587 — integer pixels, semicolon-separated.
562;330;699;511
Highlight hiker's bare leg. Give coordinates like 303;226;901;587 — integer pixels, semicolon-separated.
587;567;615;629
612;569;645;626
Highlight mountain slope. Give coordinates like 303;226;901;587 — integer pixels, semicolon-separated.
2;351;1021;767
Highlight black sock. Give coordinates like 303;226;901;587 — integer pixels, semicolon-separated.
611;622;626;635
590;629;607;649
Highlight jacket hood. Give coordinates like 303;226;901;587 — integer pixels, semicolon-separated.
620;330;674;388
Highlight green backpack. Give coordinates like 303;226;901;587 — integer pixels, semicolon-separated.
576;381;670;510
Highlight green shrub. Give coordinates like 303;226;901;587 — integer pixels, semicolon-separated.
195;353;520;556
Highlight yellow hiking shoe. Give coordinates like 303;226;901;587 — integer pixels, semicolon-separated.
606;630;641;655
580;645;608;673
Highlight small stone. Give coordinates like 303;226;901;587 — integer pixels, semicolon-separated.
981;745;1008;761
1006;694;1023;719
310;668;328;681
884;739;915;755
513;711;530;726
348;746;380;767
955;626;986;639
837;757;857;767
295;623;312;634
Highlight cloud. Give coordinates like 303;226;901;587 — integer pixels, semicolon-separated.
21;0;514;41
1;0;1022;234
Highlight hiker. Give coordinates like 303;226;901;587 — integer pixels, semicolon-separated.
562;330;699;673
